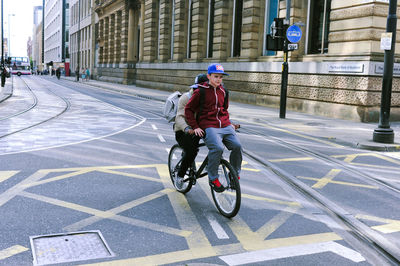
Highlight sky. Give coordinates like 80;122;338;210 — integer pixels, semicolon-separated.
4;0;42;57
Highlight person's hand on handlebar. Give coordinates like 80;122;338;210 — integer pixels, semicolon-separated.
231;123;241;131
194;128;205;137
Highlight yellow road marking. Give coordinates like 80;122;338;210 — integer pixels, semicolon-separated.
0;245;28;260
311;169;341;189
298;176;379;189
256;206;300;239
269;157;314;162
0;171;19;183
241;193;301;207
81;232;342;266
156;164;214;251
20;191;191;237
24;169;93;188
64;188;175;231
97;168;163;183
356;214;400;233
236;119;344;148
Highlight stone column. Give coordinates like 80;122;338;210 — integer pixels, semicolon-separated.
158;0;173;62
109;14;115;66
127;0;142;64
213;0;229;60
142;0;158;62
172;0;187;61
139;1;145;61
241;0;260;59
98;20;104;65
190;0;207;60
120;8;129;66
115;11;122;67
103;17;109;66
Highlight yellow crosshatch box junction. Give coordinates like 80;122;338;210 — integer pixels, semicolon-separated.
0;158;399;264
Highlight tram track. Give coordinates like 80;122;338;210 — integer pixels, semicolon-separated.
20;77;400;264
0;77;71;139
239;126;400;265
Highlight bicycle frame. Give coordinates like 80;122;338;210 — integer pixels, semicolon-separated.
181;143;208;184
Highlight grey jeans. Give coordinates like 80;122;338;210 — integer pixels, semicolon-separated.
204;126;242;181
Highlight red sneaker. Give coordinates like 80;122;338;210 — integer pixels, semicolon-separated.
210;178;224;193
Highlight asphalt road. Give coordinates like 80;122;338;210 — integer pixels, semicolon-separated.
0;76;399;265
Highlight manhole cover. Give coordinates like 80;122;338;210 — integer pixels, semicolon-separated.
30;230;114;265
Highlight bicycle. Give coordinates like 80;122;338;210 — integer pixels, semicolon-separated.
168;142;241;218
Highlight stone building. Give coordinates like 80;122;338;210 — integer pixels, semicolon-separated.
70;0;94;76
93;0;400;122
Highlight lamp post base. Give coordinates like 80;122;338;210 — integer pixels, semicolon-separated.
373;128;395;143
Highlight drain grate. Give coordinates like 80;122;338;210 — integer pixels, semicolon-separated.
30;230;115;265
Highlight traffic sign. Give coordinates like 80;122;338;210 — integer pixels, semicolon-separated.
286;25;302;43
288;43;298;51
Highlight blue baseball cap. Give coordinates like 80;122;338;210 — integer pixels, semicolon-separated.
207;63;229;76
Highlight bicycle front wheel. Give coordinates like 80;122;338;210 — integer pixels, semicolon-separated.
168;144;193;193
211;159;241;218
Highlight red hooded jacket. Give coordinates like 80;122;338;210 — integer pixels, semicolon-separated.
185;82;231;130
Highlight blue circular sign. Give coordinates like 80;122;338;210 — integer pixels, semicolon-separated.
286;25;302;43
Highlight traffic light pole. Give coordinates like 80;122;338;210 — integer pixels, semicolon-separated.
373;0;397;143
280;39;288;118
279;0;291;119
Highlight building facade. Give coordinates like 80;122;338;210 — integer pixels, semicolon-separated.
91;0;400;122
44;0;70;69
70;0;94;76
94;0;141;83
32;6;43;71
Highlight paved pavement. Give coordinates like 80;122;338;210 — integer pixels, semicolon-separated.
4;75;400;152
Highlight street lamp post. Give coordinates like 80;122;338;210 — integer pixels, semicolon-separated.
1;0;5;87
8;14;14;57
373;0;398;143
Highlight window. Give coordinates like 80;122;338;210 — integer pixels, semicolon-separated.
207;0;215;58
307;0;331;54
170;0;175;59
263;0;278;56
187;0;193;58
231;0;243;57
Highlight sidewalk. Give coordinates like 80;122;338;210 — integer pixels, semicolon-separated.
39;76;400;152
0;79;13;103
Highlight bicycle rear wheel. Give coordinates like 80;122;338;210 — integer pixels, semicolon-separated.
211;159;241;218
168;144;193;193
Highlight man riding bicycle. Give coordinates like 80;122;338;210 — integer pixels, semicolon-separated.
185;63;242;192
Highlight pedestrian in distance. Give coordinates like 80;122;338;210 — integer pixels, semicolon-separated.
75;66;80;82
81;68;86;81
56;67;61;80
185;63;242;192
174;73;209;181
85;68;90;81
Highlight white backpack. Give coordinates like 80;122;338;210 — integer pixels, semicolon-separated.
163;91;182;122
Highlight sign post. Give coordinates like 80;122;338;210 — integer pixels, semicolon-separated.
279;0;302;118
373;0;397;143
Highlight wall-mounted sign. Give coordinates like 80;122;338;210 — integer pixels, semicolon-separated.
328;63;364;73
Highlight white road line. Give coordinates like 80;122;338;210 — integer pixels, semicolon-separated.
151;124;158;130
219;241;365;265
158;134;166;143
206;214;229;239
166;148;170;154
